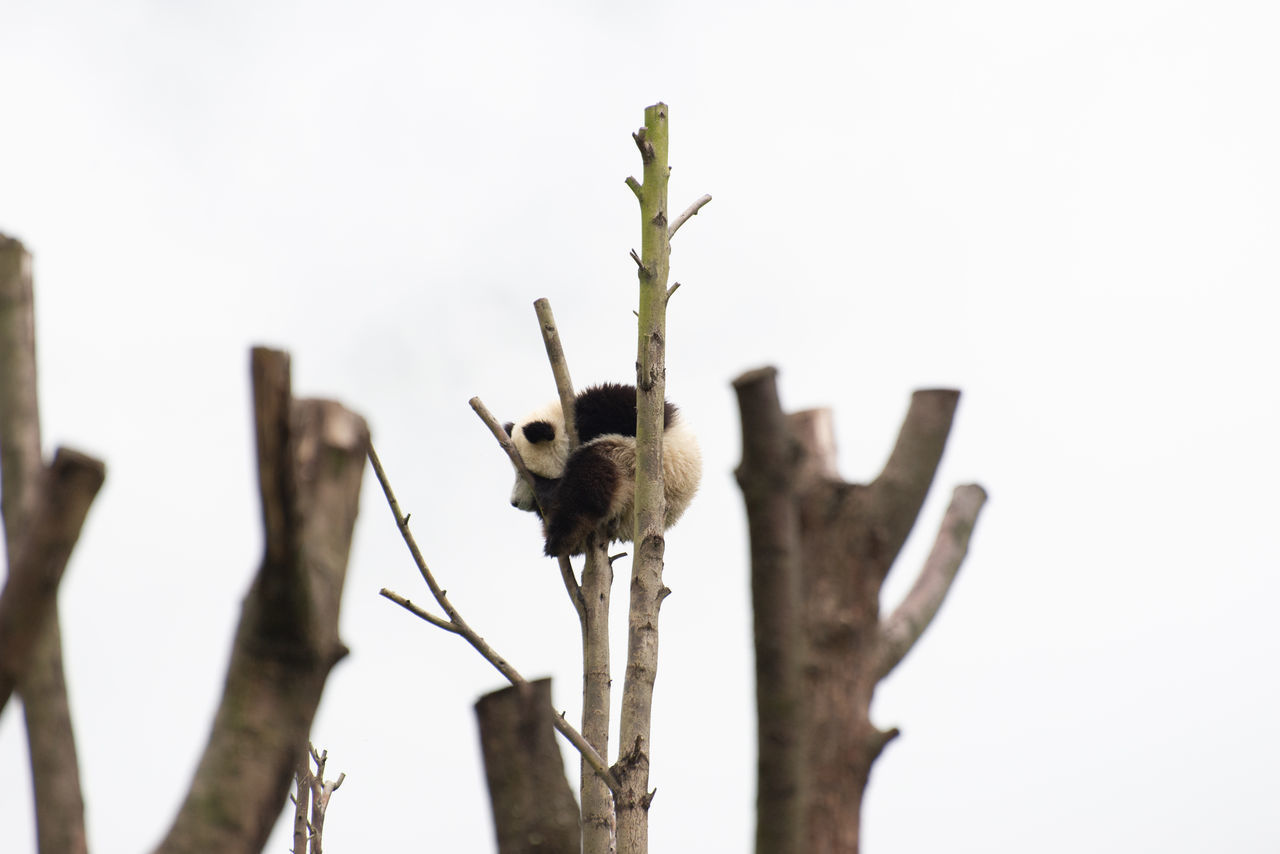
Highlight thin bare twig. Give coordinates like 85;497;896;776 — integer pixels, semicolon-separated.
558;555;586;626
370;444;619;794
534;298;578;450
293;743;345;854
668;193;712;238
469;397;538;497
378;588;459;634
291;768;310;854
380;585;522;683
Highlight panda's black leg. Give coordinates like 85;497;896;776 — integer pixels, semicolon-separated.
544;445;619;556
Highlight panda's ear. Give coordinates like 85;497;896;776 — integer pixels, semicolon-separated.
521;420;557;445
503;421;515;437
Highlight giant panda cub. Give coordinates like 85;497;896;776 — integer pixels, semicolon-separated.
504;383;702;557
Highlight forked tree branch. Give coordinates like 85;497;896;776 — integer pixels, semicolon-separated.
0;449;105;713
0;233;90;854
155;349;368;854
369;444;620;794
291;743;345;854
307;744;344;854
734;368;984;854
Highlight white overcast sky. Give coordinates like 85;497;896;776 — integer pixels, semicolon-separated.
2;1;1278;852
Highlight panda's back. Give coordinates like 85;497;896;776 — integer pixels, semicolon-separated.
574;383;678;444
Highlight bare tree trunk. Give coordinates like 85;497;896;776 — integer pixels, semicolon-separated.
476;679;583;854
735;368;986;853
616;101;674;854
0;233;94;854
153;348;368;854
580;538;616;854
733;368;805;854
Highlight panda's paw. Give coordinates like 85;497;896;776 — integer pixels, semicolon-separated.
543;515;589;557
543;526;572;557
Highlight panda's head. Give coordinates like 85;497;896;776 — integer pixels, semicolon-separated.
503;398;570;512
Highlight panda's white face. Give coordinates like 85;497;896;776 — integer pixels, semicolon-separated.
507;399;570;511
510;477;538;511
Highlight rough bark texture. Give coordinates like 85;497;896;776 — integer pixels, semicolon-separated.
616;101;673;854
476;679;583;854
732;368;798;854
0;449;105;712
0;233;92;854
153;348;368;854
734;368;986;854
732;368;805;854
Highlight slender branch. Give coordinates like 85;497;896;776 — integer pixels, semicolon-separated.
565;715;621;795
379;586;523;681
291;769;310;854
379;588;460;634
370;445;619;794
368;445;521;667
625;176;642;200
530;298;592;622
668;193;712;238
558;555;586;627
469;397;539;501
874;484;988;680
534;298;578;449
470;396;585;613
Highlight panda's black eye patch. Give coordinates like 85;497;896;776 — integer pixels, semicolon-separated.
522;420;557;444
503;422;515;437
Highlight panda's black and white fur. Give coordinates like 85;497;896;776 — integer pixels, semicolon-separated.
504;383;702;557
